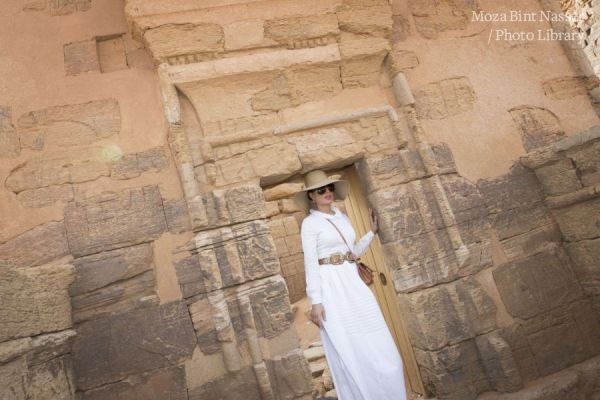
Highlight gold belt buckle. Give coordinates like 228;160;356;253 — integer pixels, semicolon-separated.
330;252;344;265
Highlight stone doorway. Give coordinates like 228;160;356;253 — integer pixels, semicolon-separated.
262;162;426;396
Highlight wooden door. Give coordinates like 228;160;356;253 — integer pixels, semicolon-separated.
339;165;425;396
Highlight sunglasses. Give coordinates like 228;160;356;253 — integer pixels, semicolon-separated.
312;184;335;195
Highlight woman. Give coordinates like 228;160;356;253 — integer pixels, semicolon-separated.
294;169;407;400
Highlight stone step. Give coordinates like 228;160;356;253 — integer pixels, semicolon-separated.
310;360;328;377
304;345;325;361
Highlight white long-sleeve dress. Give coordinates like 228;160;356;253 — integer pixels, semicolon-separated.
301;205;407;400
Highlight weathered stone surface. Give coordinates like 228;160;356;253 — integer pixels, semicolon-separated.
163;198;192;233
174;220;280;298
565;238;600;296
552;197;600;241
202;185;268;229
415;76;476;120
188;366;262;400
414;339;490;399
498;324;540;383
388;48;419;74
398;276;497;351
17;99;120;150
440;174;488;224
339;37;390;88
0;262;74;342
64;185;167;257
0;106;19;157
143;23;224;62
16;184;74;208
475;331;523;393
264;14;339;47
509;106;566;152
566;138;600;187
477;369;582;400
521;299;600;376
263;182;303;201
79;367;187;400
70;243;157;322
542;75;599;100
110;146;169;179
24;0;91;16
477;164;545;214
265;348;313;398
408;0;474;39
247;142;302;185
533;157;582;196
0;221;70;268
358;149;427;193
368;180;445;244
224;19;264;51
5;148;111;193
493;247;583;320
72;301;196;390
63;39;100;76
337;5;393;38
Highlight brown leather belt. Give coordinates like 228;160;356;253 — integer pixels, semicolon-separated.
318;251;357;265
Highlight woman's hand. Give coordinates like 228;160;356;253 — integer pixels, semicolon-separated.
310;303;326;328
369;207;378;234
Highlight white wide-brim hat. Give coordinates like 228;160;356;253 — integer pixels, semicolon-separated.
293;169;349;211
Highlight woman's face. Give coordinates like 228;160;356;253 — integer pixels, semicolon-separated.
308;183;335;207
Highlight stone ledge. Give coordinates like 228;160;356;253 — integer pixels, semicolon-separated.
477;354;600;400
520;124;600;169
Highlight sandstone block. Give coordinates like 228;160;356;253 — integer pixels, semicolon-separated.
368;181;445;244
522;299;600;376
264;14;339;47
263;182;303;201
224;19;264;51
493;247;583;320
388;49;419;74
0;106;19;157
565;238;600;296
287;126;364;173
72;301;196;390
70;243;157;322
24;0;91;15
163;198;192;233
566;138;600;187
143;23;224;62
17;99;120;150
247;142;302;185
188;366;262;400
0;221;70;268
509;106;566;152
64;186;167;257
174;220;280;298
63;39;100;76
534;157;582;196
408;0;474;39
414;340;490;399
79;367;187;400
338;5;393;38
214;153;257;185
16;184;74;208
475;331;523;392
398;276;497;351
358;150;427;193
339;37;390;88
477;164;544;214
440;174;488;224
0;262;74;342
415;76;476;120
5;147;111;193
542;75;599;100
110;146;169;179
552;197;600;241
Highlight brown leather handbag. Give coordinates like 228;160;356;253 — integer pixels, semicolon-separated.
326;220;375;286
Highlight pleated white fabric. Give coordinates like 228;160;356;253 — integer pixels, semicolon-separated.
300;206;407;400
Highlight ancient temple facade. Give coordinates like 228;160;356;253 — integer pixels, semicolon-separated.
1;0;599;399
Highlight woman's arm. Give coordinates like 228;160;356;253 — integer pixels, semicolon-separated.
301;218;322;305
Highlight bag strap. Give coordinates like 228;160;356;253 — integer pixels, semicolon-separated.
326;219;353;254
